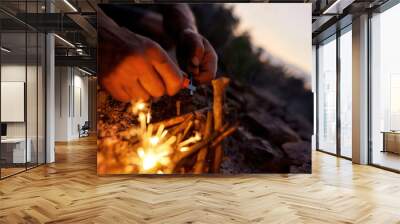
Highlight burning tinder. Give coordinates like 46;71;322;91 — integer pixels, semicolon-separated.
97;77;237;174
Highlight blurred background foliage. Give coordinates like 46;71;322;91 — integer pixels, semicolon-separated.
191;4;313;122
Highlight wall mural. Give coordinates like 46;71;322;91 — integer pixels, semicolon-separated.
97;3;313;174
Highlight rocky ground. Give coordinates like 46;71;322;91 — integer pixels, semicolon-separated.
221;80;312;173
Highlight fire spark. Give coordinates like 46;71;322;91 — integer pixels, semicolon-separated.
97;77;237;174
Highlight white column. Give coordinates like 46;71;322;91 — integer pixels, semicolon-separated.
55;67;73;141
46;33;55;163
352;14;369;164
45;0;55;163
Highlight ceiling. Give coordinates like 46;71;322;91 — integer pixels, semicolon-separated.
0;0;392;71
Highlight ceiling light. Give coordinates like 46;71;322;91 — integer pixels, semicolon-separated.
78;67;93;76
322;0;354;15
63;0;78;12
1;47;11;53
54;34;75;48
323;0;341;14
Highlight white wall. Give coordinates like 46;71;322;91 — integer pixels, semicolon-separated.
54;67;89;141
72;73;89;138
1;65;26;138
1;63;46;163
55;66;70;141
1;65;38;138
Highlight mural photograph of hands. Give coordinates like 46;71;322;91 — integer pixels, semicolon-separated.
97;3;313;175
2;1;400;223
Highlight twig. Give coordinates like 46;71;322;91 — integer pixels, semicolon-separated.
182;120;194;140
152;107;209;130
152;113;191;130
170;123;234;172
211;77;230;173
194;110;213;174
170;114;194;136
210;124;238;149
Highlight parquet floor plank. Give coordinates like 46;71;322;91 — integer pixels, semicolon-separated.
0;136;399;223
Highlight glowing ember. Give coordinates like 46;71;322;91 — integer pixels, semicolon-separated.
128;101;205;173
180;147;189;152
130;101;181;173
146;111;151;124
149;136;160;146
97;77;236;175
178;132;202;147
137;102;146;110
141;152;157;170
131;101;149;115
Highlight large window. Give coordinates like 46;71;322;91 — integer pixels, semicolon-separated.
370;3;400;171
317;26;353;159
339;28;352;158
317;36;337;154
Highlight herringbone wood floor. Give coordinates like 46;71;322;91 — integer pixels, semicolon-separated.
1;136;400;224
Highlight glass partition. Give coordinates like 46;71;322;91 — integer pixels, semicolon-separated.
38;32;45;165
27;30;38;169
26;0;43;169
0;1;46;179
1;30;28;177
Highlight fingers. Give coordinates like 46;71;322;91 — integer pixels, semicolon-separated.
100;77;130;102
179;31;205;75
176;32;217;84
114;56;151;101
116;52;177;101
187;33;205;67
146;42;182;96
101;56;152;102
123;80;150;101
195;38;217;84
137;58;166;98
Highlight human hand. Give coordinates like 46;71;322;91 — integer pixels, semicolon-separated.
176;29;217;84
99;27;183;102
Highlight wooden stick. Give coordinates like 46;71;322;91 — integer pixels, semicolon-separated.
176;132;183;146
170;114;194;136
210;125;238;149
175;124;238;166
171;123;232;170
152;113;191;130
194;110;213;174
211;77;230;173
152;107;209;130
182;120;193;140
